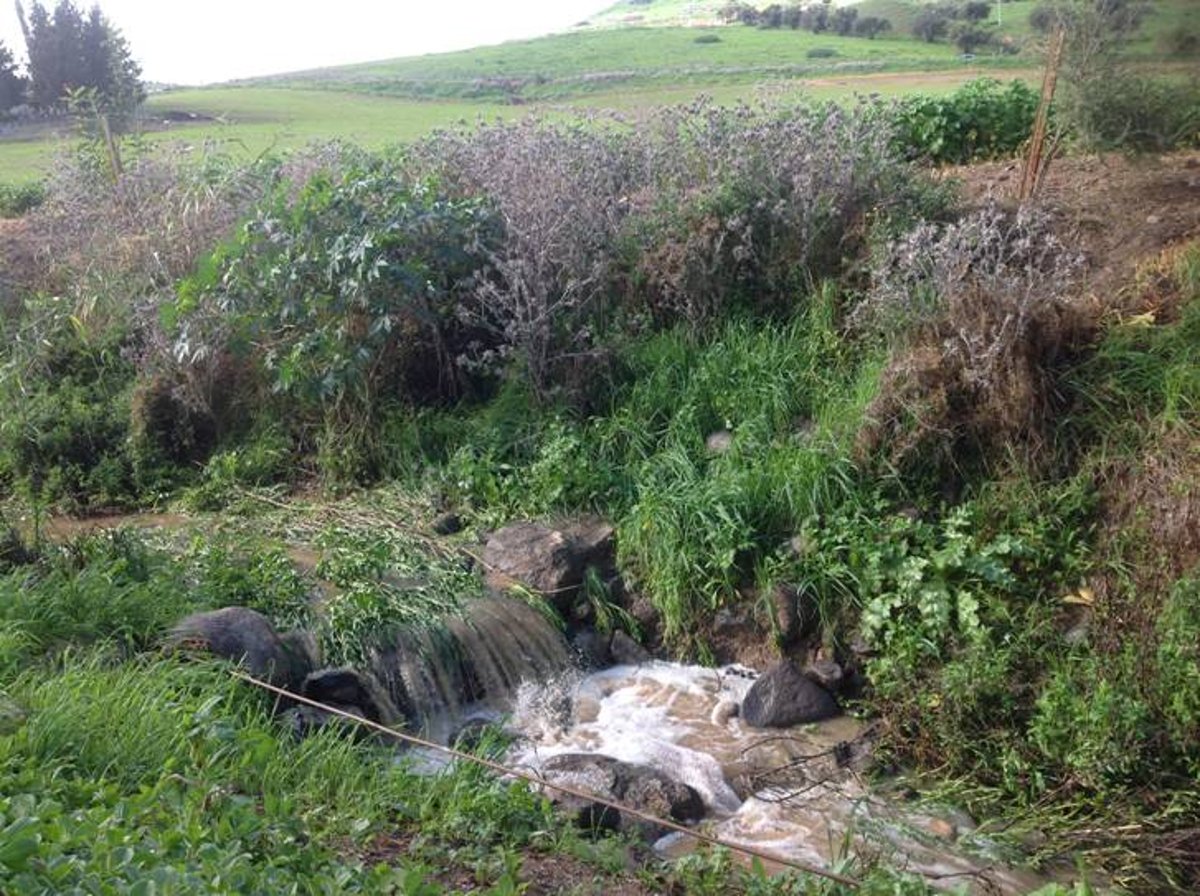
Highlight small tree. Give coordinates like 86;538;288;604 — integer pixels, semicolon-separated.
1045;0;1185;151
800;2;829;33
760;3;785;28
961;1;992;23
855;16;892;40
913;8;950;42
15;1;143;121
830;7;858;36
952;22;992;53
0;41;25;111
718;1;760;26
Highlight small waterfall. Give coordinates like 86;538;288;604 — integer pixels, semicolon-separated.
366;595;571;739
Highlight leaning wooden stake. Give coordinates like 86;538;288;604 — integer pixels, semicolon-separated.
1020;27;1067;201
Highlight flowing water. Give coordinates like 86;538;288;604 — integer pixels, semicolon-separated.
376;598;1063;893
411;642;1063;895
33;513;1068;891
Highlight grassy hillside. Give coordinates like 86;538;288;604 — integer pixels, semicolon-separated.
256;21;1008;102
0;0;1192;183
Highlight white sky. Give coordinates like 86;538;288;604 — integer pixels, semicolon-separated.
0;1;608;85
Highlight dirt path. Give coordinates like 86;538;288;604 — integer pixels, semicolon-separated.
800;66;1037;93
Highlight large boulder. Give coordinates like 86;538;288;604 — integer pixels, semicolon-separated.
741;660;840;727
538;753;705;839
483;518;615;615
300;667;403;727
167;607;309;688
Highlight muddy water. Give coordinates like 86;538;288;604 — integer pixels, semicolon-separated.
504;662;1058;894
38;512;192;539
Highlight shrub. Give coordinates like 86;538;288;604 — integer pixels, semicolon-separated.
1160;26;1200;58
892;78;1039;164
1066;75;1200;152
0;180;45;218
0;297;140;510
625;99;927;329
853;203;1087;476
1045;0;1195;152
413;115;637;402
174;155;501;484
414;101;932;399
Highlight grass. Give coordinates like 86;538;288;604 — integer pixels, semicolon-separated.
263;24;1005;101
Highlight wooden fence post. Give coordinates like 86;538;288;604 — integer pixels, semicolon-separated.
1020;27;1066;202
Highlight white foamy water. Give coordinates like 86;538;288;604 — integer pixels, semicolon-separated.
502;661;1069;895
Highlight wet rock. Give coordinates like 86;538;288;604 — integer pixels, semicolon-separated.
484;518;616;616
562;517;616;572
609;630;651;666
741;660;840;727
572;628;612;669
278;629;320;686
628;595;661;634
804;658;845;693
301;667;402;726
451;717;500;754
770;583;800;644
784;584;821;642
281;704;367;740
539;753;704;838
705;430;734;455
624;771;705;824
167;607;297;687
432;512;464;536
485;522;577;597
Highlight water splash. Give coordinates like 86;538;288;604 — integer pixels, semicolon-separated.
504;661;1069;895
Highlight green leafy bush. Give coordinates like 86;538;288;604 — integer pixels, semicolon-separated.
175;155;501;485
0;299;141;510
892;78;1039;164
0;181;45;218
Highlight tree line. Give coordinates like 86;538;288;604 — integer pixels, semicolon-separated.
0;1;143;117
719;1;893;40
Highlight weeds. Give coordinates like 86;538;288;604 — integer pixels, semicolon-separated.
854;202;1089;480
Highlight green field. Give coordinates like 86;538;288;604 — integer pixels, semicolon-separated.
0;66;1015;184
1;0;1193;184
266;25;982;100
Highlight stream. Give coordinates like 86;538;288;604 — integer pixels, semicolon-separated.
430;660;1062;894
36;513;1071;892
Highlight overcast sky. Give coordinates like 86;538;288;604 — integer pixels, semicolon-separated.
0;1;608;85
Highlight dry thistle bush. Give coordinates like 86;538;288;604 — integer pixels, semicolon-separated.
854;202;1091;473
410;99;931;402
